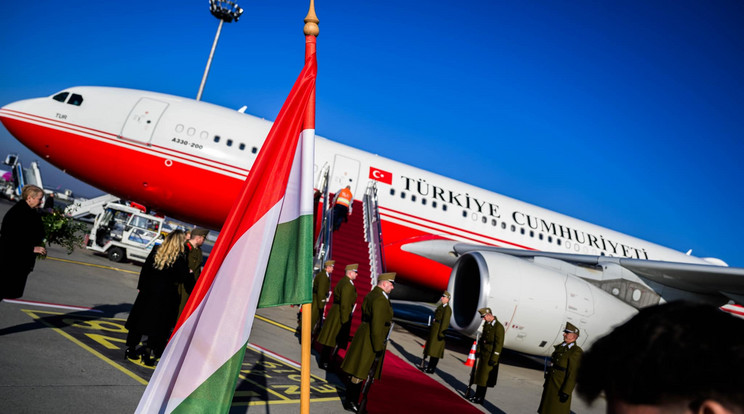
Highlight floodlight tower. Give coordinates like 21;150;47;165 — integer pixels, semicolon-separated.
196;0;243;101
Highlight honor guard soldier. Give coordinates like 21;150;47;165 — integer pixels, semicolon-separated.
311;260;334;334
177;227;209;317
341;272;396;412
317;263;358;369
468;307;505;405
538;322;583;414
422;291;452;374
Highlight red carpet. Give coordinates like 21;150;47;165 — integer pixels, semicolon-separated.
335;349;482;414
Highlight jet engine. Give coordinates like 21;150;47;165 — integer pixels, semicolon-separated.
447;251;638;356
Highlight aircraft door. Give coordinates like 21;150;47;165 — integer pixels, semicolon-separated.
120;98;169;145
330;154;360;196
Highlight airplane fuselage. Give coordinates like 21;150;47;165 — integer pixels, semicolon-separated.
0;86;728;355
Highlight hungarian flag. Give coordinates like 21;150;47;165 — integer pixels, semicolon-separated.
135;37;317;413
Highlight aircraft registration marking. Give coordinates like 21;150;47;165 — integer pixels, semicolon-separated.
20;309;341;406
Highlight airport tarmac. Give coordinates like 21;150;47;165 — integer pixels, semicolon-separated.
0;199;606;413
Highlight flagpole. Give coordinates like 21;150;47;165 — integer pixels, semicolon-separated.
301;2;319;414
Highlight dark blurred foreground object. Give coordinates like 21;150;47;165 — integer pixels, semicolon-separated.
577;301;744;414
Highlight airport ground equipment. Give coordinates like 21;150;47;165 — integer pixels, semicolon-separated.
64;193;121;222
86;202;164;263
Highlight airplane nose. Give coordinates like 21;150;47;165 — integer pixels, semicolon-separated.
0;98;34;123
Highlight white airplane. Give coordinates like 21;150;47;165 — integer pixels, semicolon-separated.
2;86;743;356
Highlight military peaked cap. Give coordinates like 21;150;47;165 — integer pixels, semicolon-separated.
478;307;492;316
378;272;396;283
442;291;451;299
563;322;580;336
324;260;335;267
345;264;359;271
191;227;210;237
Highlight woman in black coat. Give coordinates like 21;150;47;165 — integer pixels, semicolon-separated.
125;230;189;365
0;185;47;299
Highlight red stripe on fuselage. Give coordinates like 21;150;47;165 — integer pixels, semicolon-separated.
380;205;534;250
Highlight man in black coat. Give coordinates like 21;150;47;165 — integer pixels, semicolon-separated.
0;185;46;299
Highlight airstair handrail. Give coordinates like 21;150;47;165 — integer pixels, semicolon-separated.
363;181;385;285
313;164;333;271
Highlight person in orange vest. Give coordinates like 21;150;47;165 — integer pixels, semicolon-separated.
332;185;353;231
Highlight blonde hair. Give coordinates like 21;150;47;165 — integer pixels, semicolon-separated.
21;185;43;201
153;230;185;270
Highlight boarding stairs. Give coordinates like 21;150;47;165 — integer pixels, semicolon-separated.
314;178;386;338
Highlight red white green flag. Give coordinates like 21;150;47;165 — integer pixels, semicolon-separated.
135;35;317;413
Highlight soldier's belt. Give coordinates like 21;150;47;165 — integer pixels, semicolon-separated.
553;366;566;372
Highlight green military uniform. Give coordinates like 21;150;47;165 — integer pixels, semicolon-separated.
177;228;207;317
317;273;357;349
538;323;583;414
423;300;451;359
311;261;333;332
340;273;396;412
474;316;504;387
341;283;394;380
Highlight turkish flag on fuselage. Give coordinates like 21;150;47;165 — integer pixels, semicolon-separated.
369;166;393;184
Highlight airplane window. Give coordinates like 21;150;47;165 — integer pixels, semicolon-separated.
239;143;246;150
511;225;516;232
442;204;447;211
481;216;487;224
200;131;208;140
422;198;427;205
252;147;258;154
530;231;534;237
539;233;543;240
68;94;83;106
411;195;416;202
432;201;437;208
401;192;406;199
53;92;69;103
520;228;525;235
175;124;184;133
462;210;467;218
187;127;195;136
214;135;221;143
492;219;497;226
556;239;561;246
501;222;506;229
389;189;395;196
227;139;233;147
548;236;553;243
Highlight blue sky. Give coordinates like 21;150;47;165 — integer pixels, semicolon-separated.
1;1;742;266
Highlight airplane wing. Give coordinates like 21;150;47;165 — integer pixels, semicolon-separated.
452;244;744;304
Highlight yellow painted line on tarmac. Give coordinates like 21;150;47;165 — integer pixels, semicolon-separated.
22;309;149;385
231;397;341;407
255;314;296;333
46;256;139;274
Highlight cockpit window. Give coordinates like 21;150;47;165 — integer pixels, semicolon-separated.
52;92;69;103
68;94;84;106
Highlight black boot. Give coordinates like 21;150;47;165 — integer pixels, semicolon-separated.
125;347;139;360
469;385;487;404
319;346;331;370
141;347;155;367
425;357;439;373
344;381;362;412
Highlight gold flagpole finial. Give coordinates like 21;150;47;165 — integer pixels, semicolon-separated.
304;0;319;37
